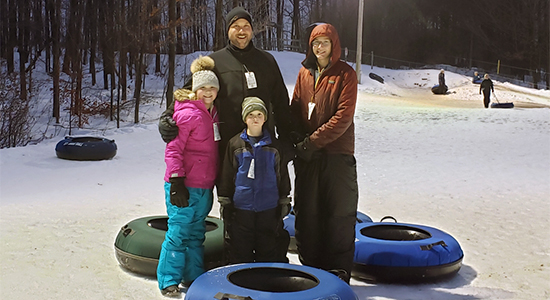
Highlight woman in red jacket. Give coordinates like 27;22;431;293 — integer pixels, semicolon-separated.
290;23;358;284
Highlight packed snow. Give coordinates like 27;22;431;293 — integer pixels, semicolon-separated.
1;51;549;299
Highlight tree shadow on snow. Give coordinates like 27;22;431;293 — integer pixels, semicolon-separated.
350;264;484;300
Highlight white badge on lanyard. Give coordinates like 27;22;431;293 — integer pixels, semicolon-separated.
308;102;316;120
247;158;255;179
213;123;221;141
245;72;257;89
243;64;257;89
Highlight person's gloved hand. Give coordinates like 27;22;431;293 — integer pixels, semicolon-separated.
295;136;320;162
280;137;296;164
218;196;235;221
169;177;189;207
278;197;291;218
158;108;178;143
289;131;306;145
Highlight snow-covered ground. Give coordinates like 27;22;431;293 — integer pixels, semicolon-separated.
1;51;549;299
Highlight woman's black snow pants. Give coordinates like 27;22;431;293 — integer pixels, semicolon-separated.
293;153;359;282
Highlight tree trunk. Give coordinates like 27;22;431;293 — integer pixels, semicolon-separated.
87;0;97;86
291;0;301;51
17;0;29;101
151;0;162;73
48;0;61;122
134;52;143;123
276;0;283;51
166;0;176;109
214;0;224;51
119;0;127;126
175;3;184;54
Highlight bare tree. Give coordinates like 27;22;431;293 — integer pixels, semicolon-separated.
166;0;176;109
291;0;301;51
47;0;61;123
17;0;30;101
1;0;16;73
214;0;225;50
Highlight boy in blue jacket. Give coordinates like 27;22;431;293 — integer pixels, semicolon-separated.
217;97;291;263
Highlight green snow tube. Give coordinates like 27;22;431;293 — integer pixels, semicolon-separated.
114;215;224;277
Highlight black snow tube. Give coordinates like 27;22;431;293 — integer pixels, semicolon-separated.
55;136;117;160
431;84;448;94
114;215;224;277
369;72;384;84
184;263;358;300
352;222;463;283
490;102;514;109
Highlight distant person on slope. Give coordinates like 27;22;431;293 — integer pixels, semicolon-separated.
438;69;446;93
480;74;494;108
473;71;482;84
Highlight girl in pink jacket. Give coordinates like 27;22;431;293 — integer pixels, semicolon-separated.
157;56;220;297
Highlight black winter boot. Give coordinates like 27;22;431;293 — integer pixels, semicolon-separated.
160;285;181;297
328;269;350;284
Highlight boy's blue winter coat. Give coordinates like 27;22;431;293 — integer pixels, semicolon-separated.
218;129;290;212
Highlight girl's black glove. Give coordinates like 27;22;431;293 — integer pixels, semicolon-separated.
169;177;189;207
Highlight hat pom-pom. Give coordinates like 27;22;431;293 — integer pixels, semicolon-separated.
190;56;215;74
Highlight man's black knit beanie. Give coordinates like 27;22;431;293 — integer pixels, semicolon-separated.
226;7;253;31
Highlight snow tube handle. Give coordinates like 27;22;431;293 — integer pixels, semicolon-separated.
214;292;254;300
380;216;397;223
120;225;133;237
420;240;448;251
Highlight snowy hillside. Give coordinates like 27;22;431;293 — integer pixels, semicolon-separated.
1;51;549;300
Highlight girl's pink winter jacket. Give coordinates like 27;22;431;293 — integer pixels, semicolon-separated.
164;98;219;189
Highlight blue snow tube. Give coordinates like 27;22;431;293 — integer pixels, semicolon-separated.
352;221;463;283
283;209;372;251
184;263;358;300
55;136;117;161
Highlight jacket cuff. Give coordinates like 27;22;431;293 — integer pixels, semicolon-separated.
218;196;232;206
278;196;291;205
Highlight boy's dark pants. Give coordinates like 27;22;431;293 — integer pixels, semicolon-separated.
293;153;358;281
224;207;289;264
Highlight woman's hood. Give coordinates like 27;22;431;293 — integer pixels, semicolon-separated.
302;23;342;69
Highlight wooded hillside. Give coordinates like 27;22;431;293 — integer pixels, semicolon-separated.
1;0;548;147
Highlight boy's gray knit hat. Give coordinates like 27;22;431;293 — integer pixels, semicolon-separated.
191;56;219;92
242;97;267;122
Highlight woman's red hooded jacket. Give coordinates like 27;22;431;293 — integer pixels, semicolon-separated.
290;23;358;155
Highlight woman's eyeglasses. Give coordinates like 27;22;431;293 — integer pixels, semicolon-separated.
312;40;331;48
